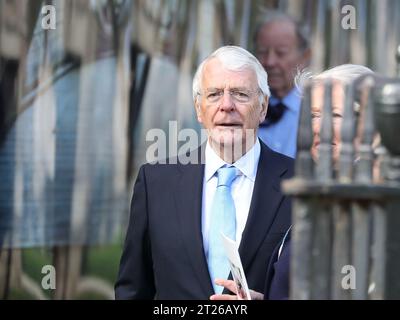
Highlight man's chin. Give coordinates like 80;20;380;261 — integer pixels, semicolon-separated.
210;128;244;145
210;135;238;149
268;81;286;93
209;129;256;156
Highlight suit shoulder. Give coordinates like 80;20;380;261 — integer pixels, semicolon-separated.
139;160;180;177
140;145;204;174
273;151;294;170
260;142;295;173
274;152;294;178
270;148;294;163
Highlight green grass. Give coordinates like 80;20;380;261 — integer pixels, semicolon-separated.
22;248;53;284
13;239;124;299
83;243;123;285
8;288;38;300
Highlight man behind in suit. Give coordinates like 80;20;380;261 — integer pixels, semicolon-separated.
255;11;311;158
115;45;294;299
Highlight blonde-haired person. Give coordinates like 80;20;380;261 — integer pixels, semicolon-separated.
211;64;376;300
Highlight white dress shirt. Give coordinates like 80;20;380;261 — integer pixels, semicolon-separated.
202;139;261;256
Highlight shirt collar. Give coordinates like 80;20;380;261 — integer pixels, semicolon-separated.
205;139;261;182
269;87;301;112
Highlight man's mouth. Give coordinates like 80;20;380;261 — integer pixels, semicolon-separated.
215;123;242;127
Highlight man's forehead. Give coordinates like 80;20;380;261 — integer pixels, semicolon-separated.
256;20;299;47
203;57;252;72
202;59;257;83
258;19;297;36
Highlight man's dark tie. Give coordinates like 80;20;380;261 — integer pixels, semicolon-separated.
260;102;287;127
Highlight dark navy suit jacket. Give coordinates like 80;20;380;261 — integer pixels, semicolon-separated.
115;141;293;299
264;231;291;300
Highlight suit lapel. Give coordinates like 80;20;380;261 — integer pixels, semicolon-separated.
239;143;289;271
174;146;214;296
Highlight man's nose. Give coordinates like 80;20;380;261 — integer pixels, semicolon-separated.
219;91;235;111
262;52;278;68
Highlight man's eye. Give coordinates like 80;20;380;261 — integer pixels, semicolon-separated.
233;91;249;98
276;51;288;57
207;92;219;98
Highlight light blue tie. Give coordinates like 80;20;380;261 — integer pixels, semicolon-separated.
208;166;237;293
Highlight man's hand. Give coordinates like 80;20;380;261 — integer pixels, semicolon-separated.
209;279;264;300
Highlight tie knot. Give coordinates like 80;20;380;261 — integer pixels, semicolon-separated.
217;167;237;187
267;102;286;122
260;101;287;127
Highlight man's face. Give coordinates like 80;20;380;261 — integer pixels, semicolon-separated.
255;20;310;99
195;58;268;154
311;82;345;163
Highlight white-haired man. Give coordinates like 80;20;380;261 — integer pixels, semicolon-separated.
115;46;294;299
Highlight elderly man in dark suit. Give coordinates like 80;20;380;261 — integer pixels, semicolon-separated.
115;45;294;299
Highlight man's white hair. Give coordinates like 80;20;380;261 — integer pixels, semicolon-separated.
192;45;271;103
296;64;374;90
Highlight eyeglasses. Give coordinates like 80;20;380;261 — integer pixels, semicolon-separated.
198;88;261;104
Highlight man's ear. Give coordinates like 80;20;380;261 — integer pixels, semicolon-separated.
260;96;269;123
301;48;312;68
195;100;203;123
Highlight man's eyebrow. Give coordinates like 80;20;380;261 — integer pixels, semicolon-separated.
205;87;221;92
257;45;291;50
230;87;250;91
205;87;250;91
